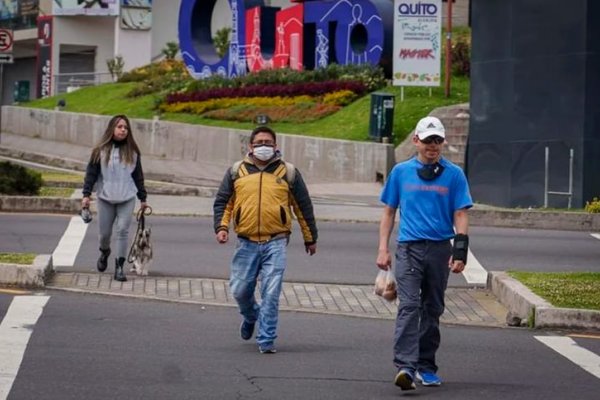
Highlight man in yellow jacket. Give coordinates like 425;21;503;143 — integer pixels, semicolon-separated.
214;126;318;354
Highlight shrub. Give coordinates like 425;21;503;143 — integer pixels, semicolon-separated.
203;103;340;123
121;60;192;97
166;80;367;104
107;55;125;81
161;41;180;60
161;95;315;114
213;27;231;58
451;38;470;77
585;197;600;213
184;63;385;93
0;162;42;195
322;90;358;106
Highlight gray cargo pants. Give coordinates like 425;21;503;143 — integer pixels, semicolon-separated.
393;240;452;374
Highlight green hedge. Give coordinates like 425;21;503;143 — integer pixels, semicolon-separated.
0;161;43;195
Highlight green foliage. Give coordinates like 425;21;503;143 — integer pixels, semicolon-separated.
0;252;37;265
451;39;471;77
213;27;232;58
121;60;192;98
509;271;600;310
107;55;125;81
186;63;386;93
322;90;358;106
203;103;340;124
0;161;42;195
39;187;75;197
161;41;180;60
40;171;83;183
584;197;600;213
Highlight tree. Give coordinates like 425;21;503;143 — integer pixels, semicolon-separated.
162;42;179;60
106;55;125;81
213;27;232;58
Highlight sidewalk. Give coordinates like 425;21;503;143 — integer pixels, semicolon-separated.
47;272;508;327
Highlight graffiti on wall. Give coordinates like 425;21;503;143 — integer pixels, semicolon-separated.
178;0;394;80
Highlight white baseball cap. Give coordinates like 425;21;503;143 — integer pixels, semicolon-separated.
414;116;445;140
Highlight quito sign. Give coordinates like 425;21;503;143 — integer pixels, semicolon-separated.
178;0;395;79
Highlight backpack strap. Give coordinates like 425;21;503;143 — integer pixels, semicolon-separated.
230;160;249;180
284;161;296;189
231;160;295;188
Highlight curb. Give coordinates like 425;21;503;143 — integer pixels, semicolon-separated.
487;271;600;330
0;148;221;188
0;196;80;214
470;209;600;232
0;254;53;288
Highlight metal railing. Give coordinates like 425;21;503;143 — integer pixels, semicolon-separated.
544;146;574;209
53;72;114;95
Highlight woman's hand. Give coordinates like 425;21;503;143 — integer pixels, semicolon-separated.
81;197;91;209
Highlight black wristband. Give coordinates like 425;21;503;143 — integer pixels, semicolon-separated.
452;234;469;264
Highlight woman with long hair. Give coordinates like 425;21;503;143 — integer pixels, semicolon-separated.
82;115;149;282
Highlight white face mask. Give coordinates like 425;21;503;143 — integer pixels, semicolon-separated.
253;145;275;161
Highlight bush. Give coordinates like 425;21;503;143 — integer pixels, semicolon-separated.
120;60;192;97
161;41;179;60
107;55;125;81
166;80;367;104
184;63;386;93
213;27;231;58
451;38;470;77
322;90;358;106
585;197;600;213
0;162;42;195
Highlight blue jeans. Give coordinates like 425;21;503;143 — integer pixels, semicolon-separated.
229;237;287;346
393;240;451;374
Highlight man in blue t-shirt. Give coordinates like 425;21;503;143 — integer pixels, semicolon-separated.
376;116;473;391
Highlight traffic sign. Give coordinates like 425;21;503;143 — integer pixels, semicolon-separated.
0;29;14;52
0;53;14;64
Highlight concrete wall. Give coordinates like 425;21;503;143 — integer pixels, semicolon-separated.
0;107;394;183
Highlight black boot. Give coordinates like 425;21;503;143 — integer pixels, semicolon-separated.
97;248;111;272
114;257;127;282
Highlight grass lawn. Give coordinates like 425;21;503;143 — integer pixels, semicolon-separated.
39;187;75;197
0;253;36;265
24;77;470;146
509;271;600;311
40;170;83;183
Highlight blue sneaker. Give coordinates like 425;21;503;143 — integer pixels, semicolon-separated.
394;369;416;391
240;320;255;341
259;343;277;354
416;370;442;386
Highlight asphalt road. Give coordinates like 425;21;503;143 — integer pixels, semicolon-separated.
1;290;598;400
1;214;599;286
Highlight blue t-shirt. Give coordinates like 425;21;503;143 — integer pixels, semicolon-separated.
380;157;473;242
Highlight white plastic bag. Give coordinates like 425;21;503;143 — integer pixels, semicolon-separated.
374;268;397;301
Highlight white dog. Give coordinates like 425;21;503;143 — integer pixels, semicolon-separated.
129;226;153;276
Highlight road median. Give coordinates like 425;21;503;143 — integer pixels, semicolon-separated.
488;271;600;330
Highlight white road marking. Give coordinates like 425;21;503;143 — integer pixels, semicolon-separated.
591;233;600;241
0;295;50;399
462;249;488;285
52;216;89;267
535;336;600;379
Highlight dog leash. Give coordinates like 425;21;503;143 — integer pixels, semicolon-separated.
127;206;153;264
